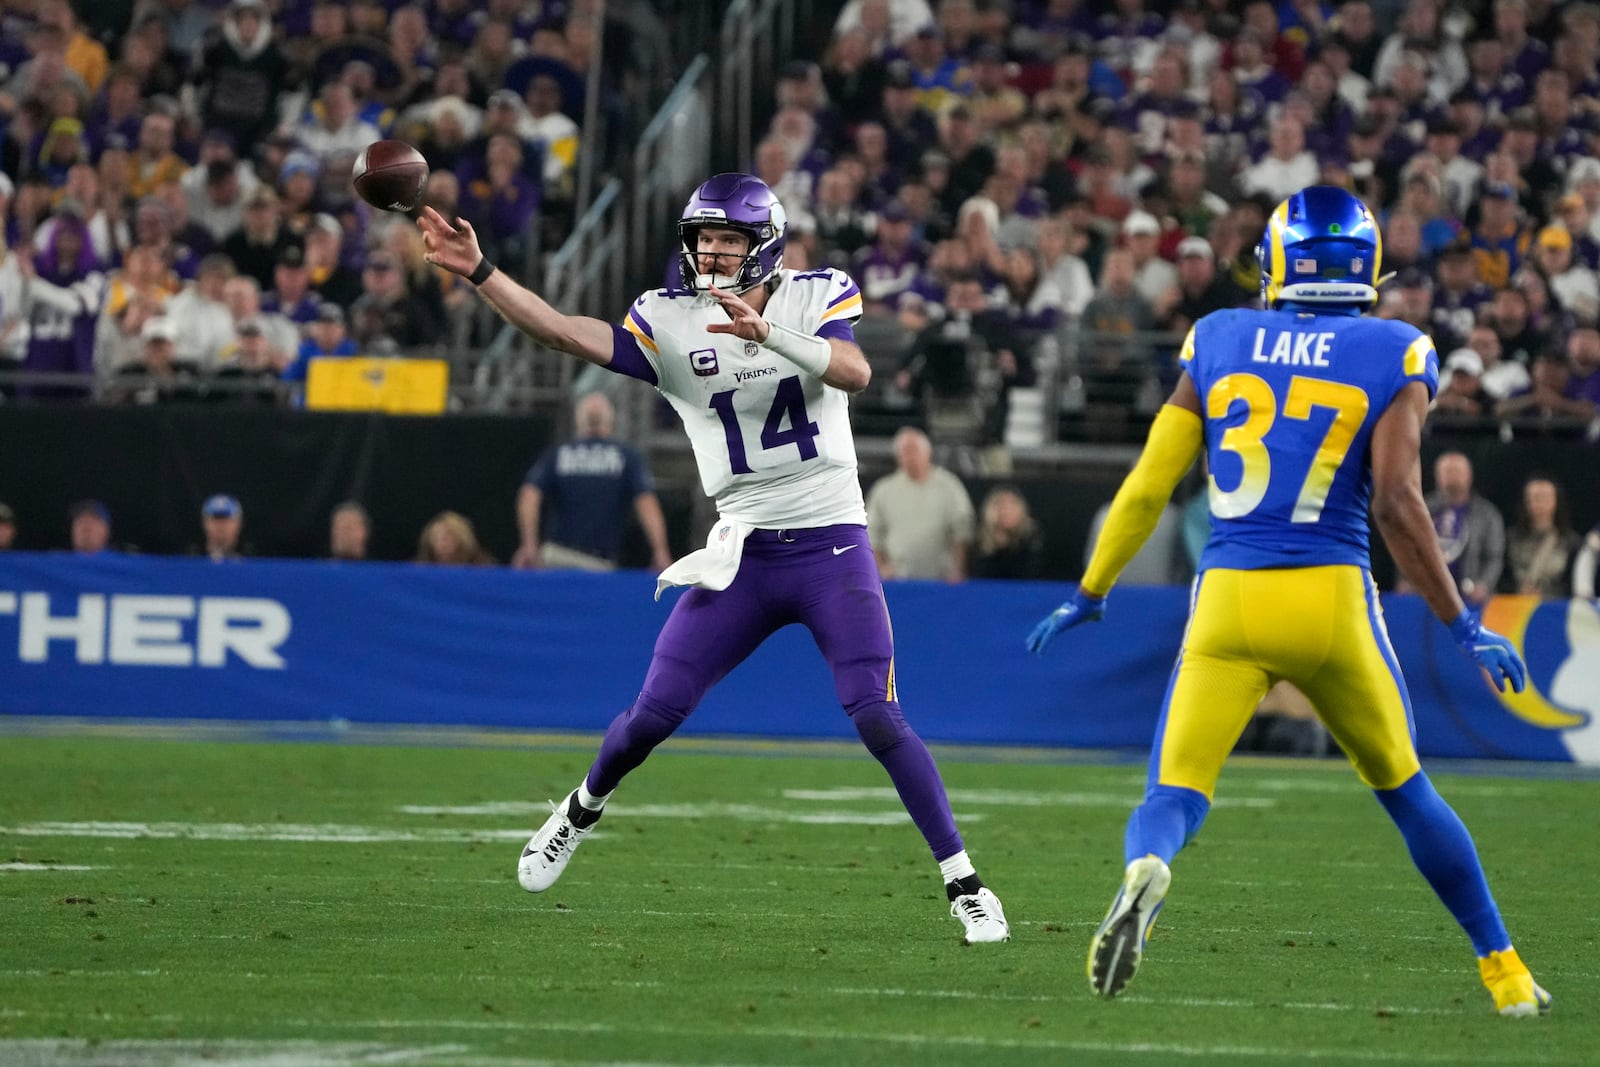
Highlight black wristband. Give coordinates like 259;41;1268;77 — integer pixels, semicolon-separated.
467;257;496;286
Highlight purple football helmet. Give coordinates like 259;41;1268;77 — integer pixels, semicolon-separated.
677;173;788;293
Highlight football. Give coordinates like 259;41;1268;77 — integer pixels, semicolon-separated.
351;140;429;213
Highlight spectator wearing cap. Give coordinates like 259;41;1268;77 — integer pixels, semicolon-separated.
223;186;289;288
283;303;359;383
105;316;204;406
1534;224;1600;326
1166;236;1246;335
877;60;941;168
261;243;322;325
194;0;288;158
1434;348;1492;417
213;318;286;405
1120;211;1177;311
69;499;113;554
194;495;250;562
931;103;994;219
162;254;239;370
901;23;972;115
851;197;928;310
1462;32;1527;123
222;274;299;366
350;250;447;351
294;82;382;168
275;152;322;235
1469;181;1533;289
457;90;547;193
127;112;184;202
1377;267;1435;334
304;214;363;309
1430;244;1494;351
967;43;1026;134
0;502;15;551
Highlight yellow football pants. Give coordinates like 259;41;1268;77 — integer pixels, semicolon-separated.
1153;565;1422;796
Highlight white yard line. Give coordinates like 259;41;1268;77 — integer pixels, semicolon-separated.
780;787;1274;809
0;863;97;872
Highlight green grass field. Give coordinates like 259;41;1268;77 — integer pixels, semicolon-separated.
0;723;1594;1067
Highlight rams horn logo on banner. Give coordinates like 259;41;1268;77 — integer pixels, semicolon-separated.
1479;597;1600;761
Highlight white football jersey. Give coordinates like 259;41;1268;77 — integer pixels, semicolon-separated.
623;267;866;528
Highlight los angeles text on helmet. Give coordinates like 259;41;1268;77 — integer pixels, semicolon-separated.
0;592;290;668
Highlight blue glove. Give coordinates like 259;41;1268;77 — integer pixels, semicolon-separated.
1448;610;1527;693
1026;588;1106;655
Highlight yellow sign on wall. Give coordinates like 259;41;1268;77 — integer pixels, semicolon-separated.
305;357;449;414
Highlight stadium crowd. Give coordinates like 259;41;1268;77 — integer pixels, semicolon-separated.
0;0;588;399
0;0;1597;593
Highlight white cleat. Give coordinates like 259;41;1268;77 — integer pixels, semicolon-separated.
951;886;1011;943
516;792;594;893
1087;854;1171;997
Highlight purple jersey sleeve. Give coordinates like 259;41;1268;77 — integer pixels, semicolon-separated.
816;319;858;343
607;322;660;385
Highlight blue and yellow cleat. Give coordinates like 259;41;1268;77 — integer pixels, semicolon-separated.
1087;854;1171;997
1478;948;1552;1017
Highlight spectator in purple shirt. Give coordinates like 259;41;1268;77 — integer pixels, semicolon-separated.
854;199;928;311
1495;0;1551;85
20;207;105;400
459;133;541;269
1463;33;1527;123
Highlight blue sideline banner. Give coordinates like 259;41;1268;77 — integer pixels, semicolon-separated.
0;554;1594;763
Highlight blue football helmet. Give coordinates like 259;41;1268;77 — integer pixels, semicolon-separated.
678;173;788;293
1257;186;1383;309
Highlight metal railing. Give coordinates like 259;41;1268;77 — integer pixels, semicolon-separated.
715;0;815;172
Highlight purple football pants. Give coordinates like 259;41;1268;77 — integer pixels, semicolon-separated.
584;523;964;860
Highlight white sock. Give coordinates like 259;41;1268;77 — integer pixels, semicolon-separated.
938;850;976;884
576;782;610;812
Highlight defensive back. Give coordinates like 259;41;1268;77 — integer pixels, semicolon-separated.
1180;308;1438;572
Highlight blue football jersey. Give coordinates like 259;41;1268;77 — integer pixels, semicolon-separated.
1180;308;1439;572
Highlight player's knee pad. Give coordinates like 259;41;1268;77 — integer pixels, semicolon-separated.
849;699;911;755
1146;783;1211;843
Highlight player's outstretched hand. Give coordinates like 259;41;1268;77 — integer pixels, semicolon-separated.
1448;610;1528;693
705;285;771;343
1025;588;1106;655
417;206;483;278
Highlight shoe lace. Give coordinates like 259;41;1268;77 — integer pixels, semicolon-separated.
540;820;576;864
952;893;993;924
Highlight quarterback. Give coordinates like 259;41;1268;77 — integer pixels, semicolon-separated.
418;174;1008;943
1027;186;1549;1015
